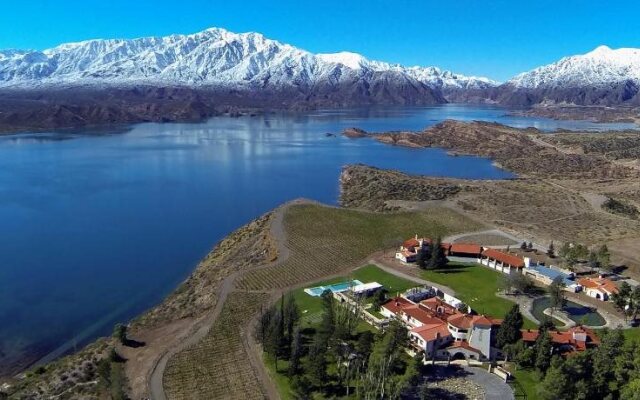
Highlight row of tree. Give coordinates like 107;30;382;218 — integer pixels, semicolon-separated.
258;292;423;399
556;242;612;271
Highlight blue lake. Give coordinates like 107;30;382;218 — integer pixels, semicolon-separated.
0;104;634;373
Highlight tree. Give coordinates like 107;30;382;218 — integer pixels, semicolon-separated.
356;331;374;361
538;316;555;333
288;328;303;376
501;272;535;295
612;282;632;313
306;334;328;388
427;237;447;269
415;247;429;269
283;294;300;351
503;340;525;363
548;276;566;311
622;379;640;400
112;324;127;345
535;331;553;373
592;328;624;397
538;356;572;400
547;241;555;258
588;250;600;272
291;375;313;399
265;308;285;369
597;244;612;272
527;241;534;251
496;304;524;348
371;290;386;312
318;290;335;339
520;241;528;251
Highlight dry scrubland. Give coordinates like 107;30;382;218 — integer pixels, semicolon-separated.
3;339;112;400
341;120;640;278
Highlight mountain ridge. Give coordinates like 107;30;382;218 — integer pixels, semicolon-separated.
0;27;497;94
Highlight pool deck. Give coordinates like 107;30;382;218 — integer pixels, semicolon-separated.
304;279;363;297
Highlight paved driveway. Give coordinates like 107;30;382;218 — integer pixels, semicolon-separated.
463;366;514;400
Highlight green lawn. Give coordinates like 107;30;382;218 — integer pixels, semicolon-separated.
510;367;540;400
292;264;420;327
420;262;537;329
263;353;295;400
352;264;418;295
623;328;640;343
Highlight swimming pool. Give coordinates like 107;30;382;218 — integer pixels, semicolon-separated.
304;280;364;297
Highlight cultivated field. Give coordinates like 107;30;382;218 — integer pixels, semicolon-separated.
236;204;482;291
163;291;270;400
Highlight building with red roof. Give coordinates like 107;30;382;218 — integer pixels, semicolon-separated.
449;243;483;258
381;295;502;361
480;248;525;274
577;277;619;301
396;235;430;263
521;326;600;354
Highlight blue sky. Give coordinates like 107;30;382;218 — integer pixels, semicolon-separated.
1;0;638;81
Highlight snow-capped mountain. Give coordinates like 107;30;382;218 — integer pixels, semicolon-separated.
499;46;640;105
0;27;495;95
508;46;640;89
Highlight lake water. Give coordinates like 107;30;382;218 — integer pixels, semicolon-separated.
0;104;634;373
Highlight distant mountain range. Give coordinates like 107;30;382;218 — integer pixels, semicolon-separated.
0;28;638;131
499;45;640;106
0;27;498;107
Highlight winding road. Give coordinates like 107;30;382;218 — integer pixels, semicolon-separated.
147;200;298;400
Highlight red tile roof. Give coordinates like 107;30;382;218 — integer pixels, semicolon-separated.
403;238;420;248
447;314;475;329
482;248;525;268
420;297;458;316
470;315;494;327
577;277;619;295
450;243;482;255
403;305;443;326
447;341;482;354
520;326;599;352
381;297;414;314
411;323;451;342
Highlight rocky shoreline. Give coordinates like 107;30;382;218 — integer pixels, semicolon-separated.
509;105;640;125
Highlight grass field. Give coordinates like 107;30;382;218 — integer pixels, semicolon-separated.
510;367;540;400
420;262;537;328
237;204;481;291
292;264;419;327
163;292;270;400
623;328;640;343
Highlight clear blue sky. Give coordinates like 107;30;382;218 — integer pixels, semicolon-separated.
1;0;638;81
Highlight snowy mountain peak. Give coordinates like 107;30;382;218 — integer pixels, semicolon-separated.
0;27;496;93
508;45;640;89
317;52;373;69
